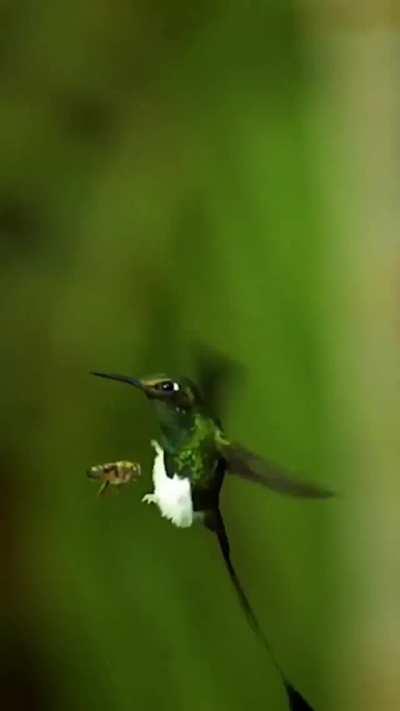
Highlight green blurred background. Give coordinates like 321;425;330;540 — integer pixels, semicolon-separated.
2;2;397;710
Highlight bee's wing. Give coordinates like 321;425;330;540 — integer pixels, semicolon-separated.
217;439;334;499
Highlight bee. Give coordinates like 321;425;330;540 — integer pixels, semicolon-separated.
87;461;141;496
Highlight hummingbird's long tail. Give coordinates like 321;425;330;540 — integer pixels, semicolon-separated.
204;509;315;711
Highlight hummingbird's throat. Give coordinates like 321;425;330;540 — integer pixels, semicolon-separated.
152;400;196;451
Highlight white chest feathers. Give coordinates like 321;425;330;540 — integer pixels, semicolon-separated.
142;440;194;528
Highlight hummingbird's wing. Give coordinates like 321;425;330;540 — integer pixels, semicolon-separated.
204;509;316;711
195;347;244;423
217;439;334;499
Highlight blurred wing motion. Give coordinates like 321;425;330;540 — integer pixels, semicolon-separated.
195;346;244;423
217;439;334;499
87;461;141;496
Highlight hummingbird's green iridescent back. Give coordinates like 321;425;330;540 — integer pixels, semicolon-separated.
163;412;222;489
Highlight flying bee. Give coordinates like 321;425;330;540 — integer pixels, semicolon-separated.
87;461;141;496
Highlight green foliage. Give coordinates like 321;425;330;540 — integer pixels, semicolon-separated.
0;3;340;710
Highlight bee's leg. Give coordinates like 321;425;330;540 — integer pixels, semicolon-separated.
97;481;110;496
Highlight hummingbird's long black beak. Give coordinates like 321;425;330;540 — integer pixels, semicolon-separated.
90;371;144;390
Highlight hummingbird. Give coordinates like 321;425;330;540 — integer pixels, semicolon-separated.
91;370;333;711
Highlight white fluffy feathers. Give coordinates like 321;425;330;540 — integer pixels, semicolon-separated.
142;440;194;528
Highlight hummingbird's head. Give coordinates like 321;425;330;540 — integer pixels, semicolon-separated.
91;371;203;413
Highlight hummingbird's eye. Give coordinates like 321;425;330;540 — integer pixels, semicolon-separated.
156;380;179;393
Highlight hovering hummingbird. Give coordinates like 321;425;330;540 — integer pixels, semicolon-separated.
91;370;333;711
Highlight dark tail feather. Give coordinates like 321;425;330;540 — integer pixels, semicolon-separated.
204;509;315;711
285;684;315;710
